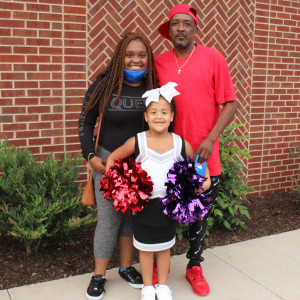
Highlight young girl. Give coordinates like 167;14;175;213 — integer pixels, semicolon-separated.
105;83;211;300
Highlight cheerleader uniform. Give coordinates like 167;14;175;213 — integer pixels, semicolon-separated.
133;131;185;252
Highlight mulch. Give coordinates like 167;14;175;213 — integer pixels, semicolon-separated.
0;192;299;290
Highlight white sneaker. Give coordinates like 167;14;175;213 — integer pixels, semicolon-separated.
156;285;173;300
141;285;156;300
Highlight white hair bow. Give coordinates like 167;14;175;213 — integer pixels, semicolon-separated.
142;82;180;107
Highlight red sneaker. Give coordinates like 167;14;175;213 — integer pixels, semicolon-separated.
152;260;158;286
185;265;209;296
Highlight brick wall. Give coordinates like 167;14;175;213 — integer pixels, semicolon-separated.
0;0;87;161
0;0;299;195
250;0;300;195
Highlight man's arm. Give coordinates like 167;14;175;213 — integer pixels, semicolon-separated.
196;100;238;162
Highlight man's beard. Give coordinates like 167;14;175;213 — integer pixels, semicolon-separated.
172;38;189;49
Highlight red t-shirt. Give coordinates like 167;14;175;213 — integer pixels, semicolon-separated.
155;44;237;176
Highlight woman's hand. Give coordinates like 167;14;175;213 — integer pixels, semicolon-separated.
88;156;106;174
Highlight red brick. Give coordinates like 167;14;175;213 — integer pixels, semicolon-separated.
27;73;51;80
0;20;25;28
26;4;50;12
13;46;38;54
15;98;39;105
53;89;63;96
0;115;13;123
52;73;63;80
0;29;11;36
39;13;62;22
64;31;86;39
15;115;39;122
27;21;50;29
40;47;63;55
28;138;52;145
3;123;26;131
13;11;38;20
41;129;64;137
53;121;64;128
64;6;86;14
40;81;62;88
1;73;25;80
65;39;86;47
26;38;50;46
15;81;39;89
41;114;63;121
2;90;25;97
64;48;86;55
29;122;52;130
16;131;40;138
39;30;62;38
0;55;25;63
39;64;62;71
28;106;51;114
0;131;13;139
64;15;86;23
27;55;51;63
0;10;11;18
42;145;64;153
28;89;50;97
1;2;24;10
52;56;63;63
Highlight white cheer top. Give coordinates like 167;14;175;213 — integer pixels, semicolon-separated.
135;131;184;199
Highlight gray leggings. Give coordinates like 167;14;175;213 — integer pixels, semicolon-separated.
93;146;133;258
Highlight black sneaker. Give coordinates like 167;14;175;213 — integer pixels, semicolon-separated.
86;275;106;300
119;266;143;289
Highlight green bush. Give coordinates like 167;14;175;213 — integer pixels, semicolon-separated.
207;123;254;233
289;145;300;199
176;123;254;239
0;139;96;254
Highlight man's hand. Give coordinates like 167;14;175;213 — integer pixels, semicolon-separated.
195;137;214;162
196;101;238;163
88;156;106;174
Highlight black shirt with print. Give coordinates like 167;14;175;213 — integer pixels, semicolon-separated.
78;77;146;160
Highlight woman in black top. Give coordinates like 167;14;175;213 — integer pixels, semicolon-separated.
78;32;157;300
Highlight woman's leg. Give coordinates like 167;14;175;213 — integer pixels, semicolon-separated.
94;257;110;276
156;249;170;285
93;149;123;275
118;236;134;268
140;250;154;286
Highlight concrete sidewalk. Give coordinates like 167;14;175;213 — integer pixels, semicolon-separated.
1;230;299;300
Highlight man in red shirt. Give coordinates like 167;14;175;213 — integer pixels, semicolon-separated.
155;3;238;296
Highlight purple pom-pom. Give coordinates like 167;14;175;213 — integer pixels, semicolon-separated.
160;158;212;225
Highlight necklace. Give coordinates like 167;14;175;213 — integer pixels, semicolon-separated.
174;45;196;74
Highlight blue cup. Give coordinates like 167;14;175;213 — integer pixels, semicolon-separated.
194;155;208;177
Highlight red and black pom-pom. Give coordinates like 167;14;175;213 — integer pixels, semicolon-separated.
100;157;153;214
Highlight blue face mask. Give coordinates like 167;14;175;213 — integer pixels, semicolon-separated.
124;68;148;83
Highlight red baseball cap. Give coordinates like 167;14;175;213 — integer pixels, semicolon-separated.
158;4;198;41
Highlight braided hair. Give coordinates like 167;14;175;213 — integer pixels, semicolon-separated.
84;32;157;116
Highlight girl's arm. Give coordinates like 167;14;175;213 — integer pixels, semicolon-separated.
185;140;195;160
199;167;211;192
105;136;135;170
185;140;211;192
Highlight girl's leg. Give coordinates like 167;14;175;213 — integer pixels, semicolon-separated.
118;236;134;268
156;249;170;285
140;250;154;286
